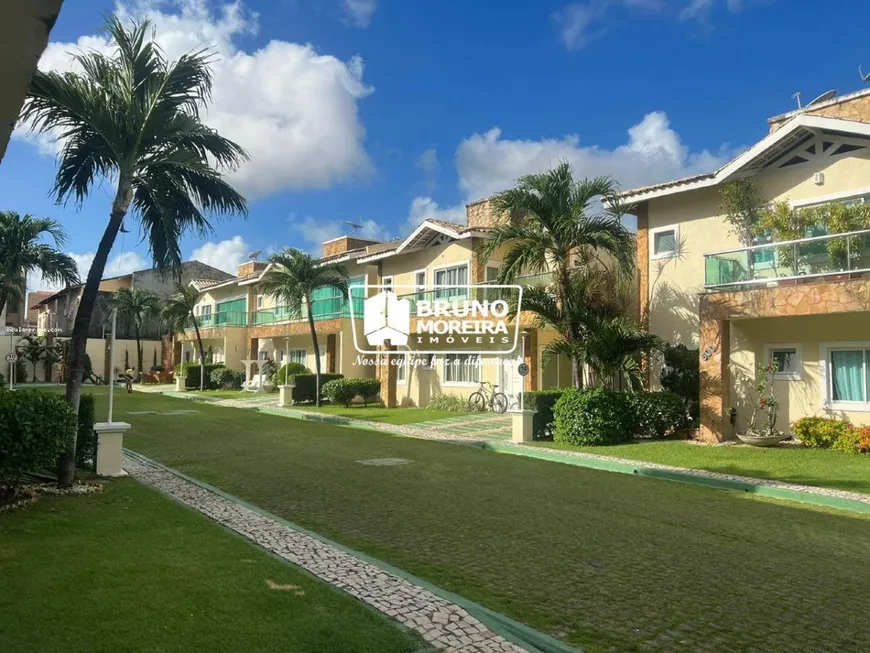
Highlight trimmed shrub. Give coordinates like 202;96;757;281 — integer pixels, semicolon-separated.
75;394;97;471
288;373;344;403
660;343;700;424
428;393;469;412
354;378;381;406
524;389;566;440
175;362;225;390
554;387;635;446
631;391;689;438
273;362;309;385
210;367;245;391
833;425;870;454
792;417;852;449
0;390;76;499
323;378;358;406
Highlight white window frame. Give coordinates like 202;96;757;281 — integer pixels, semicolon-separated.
791;186;870;209
650;224;679;260
432;261;470;299
289;349;307;367
396;353;407;384
763;343;802;381
413;269;427;301
257;294;264;309
442;353;480;386
382;276;393;291
485;262;501;283
819;341;870;413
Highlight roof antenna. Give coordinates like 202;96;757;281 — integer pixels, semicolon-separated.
344;220;362;236
792;92;802;109
861;65;870;83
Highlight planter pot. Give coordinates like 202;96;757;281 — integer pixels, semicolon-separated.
737;432;788;447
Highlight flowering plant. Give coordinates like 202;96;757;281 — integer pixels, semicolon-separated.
748;361;780;436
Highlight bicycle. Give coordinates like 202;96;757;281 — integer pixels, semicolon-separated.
467;381;508;414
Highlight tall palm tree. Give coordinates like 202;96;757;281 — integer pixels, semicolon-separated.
477;162;634;387
107;287;159;380
258;249;348;406
0;211;79;318
21;17;248;485
580;315;661;391
160;283;206;391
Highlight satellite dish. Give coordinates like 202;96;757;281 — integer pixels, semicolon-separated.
344;220;362;235
807;89;836;107
860;65;870;83
248;250;262;260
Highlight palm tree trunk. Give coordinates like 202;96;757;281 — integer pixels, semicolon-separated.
134;322;142;382
306;299;321;407
58;180;131;487
191;314;206;392
0;290;7;321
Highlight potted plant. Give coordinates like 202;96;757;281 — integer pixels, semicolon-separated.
737;361;788;447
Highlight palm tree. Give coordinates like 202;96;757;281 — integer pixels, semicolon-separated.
160;283;206;391
477;162;634;387
258;249;348;406
0;211;79;318
580;315;661;391
21;17;248;485
107;287;159;381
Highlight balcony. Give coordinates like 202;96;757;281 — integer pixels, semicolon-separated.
196;310;248;328
249;295;365;327
704;229;870;290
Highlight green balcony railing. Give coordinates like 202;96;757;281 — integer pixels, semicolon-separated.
704;229;870;289
249;295;366;327
196;310;247;328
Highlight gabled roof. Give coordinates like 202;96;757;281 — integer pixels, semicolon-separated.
615;115;870;206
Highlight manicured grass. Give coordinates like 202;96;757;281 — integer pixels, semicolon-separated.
189;389;262;399
0;479;422;653
528;439;870;494
81;388;870;652
294;403;469;425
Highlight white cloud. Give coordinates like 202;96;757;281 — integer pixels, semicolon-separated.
287;215;389;254
553;0;662;49
190;236;250;274
678;0;714;21
342;0;377;28
20;0;374;200
416;147;440;174
29;251;147;293
403;197;466;234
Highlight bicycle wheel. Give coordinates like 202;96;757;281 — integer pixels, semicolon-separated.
468;392;487;412
491;392;509;414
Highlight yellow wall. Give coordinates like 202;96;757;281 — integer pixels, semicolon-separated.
380;241;474;291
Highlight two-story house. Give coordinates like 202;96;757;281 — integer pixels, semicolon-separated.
177;199;576;407
620;88;870;442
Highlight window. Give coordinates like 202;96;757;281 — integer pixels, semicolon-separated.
434;264;468;299
830;349;869;403
396;354;407;384
290;349;307;366
382;276;393;292
485;265;500;283
652;227;678;259
443;354;480;384
278;349;285;363
258;350;268;360
257;295;264;309
765;344;801;380
414;271;426;302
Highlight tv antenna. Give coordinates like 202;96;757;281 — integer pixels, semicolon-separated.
792;92;802;109
345;220;362;236
248;249;262;260
861;65;870;83
807;89;836;107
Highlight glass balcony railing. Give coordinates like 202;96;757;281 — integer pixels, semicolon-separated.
195;311;247;328
704;229;870;289
248;295;366;327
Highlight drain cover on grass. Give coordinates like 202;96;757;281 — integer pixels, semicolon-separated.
356;458;413;466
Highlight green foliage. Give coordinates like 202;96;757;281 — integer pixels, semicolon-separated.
524;389;566;440
631;391;689;438
210;367;245;391
792;417;853;449
151;364;166;372
554;387;635;446
720;178;766;247
14;359;27;383
659;343;700;424
428;393;470;412
322;378;358;407
354;378;381;406
288;373;343;403
75;394;97;471
833;425;870;455
175;362;225;390
0;390;76;498
273;362;309;385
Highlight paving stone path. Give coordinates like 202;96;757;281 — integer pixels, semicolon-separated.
124;454;528;653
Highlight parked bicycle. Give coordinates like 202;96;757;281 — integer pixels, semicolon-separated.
467;381;508;414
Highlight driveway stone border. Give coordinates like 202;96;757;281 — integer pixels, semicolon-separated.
123;452;578;653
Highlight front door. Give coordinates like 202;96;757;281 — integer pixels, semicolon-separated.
499;355;523;405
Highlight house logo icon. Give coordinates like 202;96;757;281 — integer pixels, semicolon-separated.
363;290;411;346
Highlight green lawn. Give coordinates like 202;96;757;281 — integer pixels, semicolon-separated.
0;479;423;653
293;403;468;425
528;439;870;495
188;389;261;399
79;388;870;652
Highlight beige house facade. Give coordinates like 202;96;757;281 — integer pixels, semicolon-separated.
620;88;870;442
178;202;575;407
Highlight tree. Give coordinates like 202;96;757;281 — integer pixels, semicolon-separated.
258;249;348;406
0;211;79;318
21;17;248;486
477;162;634;387
580;315;661;391
107;287;159;381
720;178;766;247
160;283;206;391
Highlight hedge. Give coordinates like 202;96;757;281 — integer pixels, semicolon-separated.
210;367;245;390
288;373;344;403
75;394;97;471
175;362;226;390
0;390;76;498
554;387;635;446
322;378;358;406
524;389;566;440
273;362;309;385
631;391;689;438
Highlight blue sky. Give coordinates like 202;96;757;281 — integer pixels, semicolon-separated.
3;0;870;290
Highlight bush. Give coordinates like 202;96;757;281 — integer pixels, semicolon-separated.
210;367;245;391
833;425;870;454
0;390;76;499
631;391;689;438
792;417;853;449
428;393;469;412
75;394;97;471
524;389;566;440
322;378;358;406
273;362;309;385
660;343;700;424
288;373;344;403
175;362;225;389
354;378;381;406
14;359;27;383
151;364;166;372
554;387;635;446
